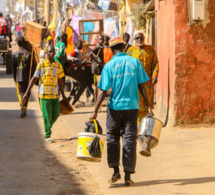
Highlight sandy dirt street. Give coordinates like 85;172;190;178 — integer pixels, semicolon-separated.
1;55;215;195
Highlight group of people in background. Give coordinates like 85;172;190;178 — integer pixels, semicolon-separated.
12;23;159;186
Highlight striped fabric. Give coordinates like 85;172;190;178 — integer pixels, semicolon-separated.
34;59;65;99
109;36;125;47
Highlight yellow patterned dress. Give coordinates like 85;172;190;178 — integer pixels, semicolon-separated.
127;45;159;119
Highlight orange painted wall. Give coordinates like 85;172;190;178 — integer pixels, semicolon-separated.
175;0;215;124
156;0;215;125
155;0;175;125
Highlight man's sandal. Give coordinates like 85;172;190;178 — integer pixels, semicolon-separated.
125;180;134;186
108;173;121;184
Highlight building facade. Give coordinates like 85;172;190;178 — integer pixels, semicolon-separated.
155;0;215;125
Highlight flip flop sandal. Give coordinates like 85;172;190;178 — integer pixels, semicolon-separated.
108;173;121;184
125;180;134;186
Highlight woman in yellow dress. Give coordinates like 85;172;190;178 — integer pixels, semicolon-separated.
127;31;159;120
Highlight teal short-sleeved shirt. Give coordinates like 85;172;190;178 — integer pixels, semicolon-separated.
54;42;66;71
98;52;149;110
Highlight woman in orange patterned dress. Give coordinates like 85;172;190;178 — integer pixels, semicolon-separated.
127;31;159;121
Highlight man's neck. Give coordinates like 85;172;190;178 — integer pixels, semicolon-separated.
47;58;54;63
114;50;122;55
97;44;103;48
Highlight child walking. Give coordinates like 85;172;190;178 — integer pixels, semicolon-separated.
23;45;66;141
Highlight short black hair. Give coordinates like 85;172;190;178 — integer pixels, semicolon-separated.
46;45;55;52
16;36;25;47
60;32;67;40
0;12;3;17
123;32;130;39
104;35;110;41
74;39;82;46
110;43;124;52
97;34;104;39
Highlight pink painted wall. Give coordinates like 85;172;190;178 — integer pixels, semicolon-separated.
175;0;215;124
155;0;175;125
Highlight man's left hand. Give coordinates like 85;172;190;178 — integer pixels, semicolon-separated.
152;76;158;85
147;107;154;116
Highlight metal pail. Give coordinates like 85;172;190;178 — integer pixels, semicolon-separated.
137;115;163;149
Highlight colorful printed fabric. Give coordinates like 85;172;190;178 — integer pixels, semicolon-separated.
34;59;65;99
72;15;82;45
104;47;113;64
127;45;159;118
54;41;66;70
66;26;74;55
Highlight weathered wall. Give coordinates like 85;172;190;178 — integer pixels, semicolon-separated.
175;0;215;124
155;0;175;126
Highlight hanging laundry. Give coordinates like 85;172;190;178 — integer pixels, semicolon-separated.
104;17;115;38
67;0;83;6
125;19;134;45
66;26;74;55
55;12;62;42
112;17;119;38
83;10;106;19
48;10;58;40
72;15;82;45
98;0;118;11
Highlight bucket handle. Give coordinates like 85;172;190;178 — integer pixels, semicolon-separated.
93;119;99;134
147;112;154;118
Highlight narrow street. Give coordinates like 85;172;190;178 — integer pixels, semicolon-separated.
1;59;215;195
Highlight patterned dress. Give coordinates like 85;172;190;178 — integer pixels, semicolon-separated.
127;45;159;119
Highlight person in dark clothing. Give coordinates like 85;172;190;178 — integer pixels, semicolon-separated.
88;34;104;103
13;36;31;118
89;36;153;186
123;32;132;52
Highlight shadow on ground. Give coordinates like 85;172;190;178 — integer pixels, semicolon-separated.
109;176;215;189
0;80;86;195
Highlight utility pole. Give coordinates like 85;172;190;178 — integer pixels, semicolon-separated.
34;0;38;21
45;0;50;25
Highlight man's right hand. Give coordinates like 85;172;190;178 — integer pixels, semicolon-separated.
68;60;75;64
22;95;27;103
89;111;97;122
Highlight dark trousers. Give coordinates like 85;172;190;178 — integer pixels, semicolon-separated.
16;82;30;108
106;108;139;173
86;85;94;98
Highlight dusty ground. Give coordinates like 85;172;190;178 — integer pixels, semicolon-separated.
1;48;215;195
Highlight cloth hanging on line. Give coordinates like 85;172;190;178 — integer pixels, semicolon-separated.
72;15;82;45
66;26;74;55
104;17;115;38
125;19;134;45
83;10;106;19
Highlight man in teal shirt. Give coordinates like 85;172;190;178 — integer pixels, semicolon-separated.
89;37;153;186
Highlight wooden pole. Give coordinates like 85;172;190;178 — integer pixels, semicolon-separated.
45;0;50;25
29;46;34;84
34;0;37;21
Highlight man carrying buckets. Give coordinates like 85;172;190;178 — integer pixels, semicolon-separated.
89;36;153;186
